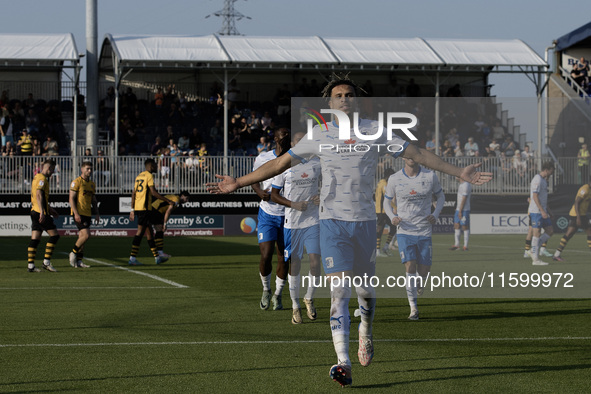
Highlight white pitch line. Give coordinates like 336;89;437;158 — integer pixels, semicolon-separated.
433;242;590;255
1;337;590;348
82;257;189;289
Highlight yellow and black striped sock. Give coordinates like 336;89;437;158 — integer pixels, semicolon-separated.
44;235;59;260
27;239;40;265
130;235;141;257
525;239;532;251
557;236;568;252
376;236;381;250
72;244;81;258
386;232;395;245
148;239;159;257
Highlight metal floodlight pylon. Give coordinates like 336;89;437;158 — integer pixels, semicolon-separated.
205;0;252;36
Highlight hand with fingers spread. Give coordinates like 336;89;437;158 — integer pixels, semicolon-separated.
460;162;493;185
207;175;239;194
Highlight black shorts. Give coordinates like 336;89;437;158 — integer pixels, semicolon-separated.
30;211;57;232
151;210;165;226
75;215;92;230
135;211;152;227
568;215;591;229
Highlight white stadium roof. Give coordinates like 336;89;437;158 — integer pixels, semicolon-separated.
0;34;79;66
100;34;547;71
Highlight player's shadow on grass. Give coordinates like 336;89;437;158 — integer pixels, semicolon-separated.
356;363;591;389
163;239;260;258
0;363;331;388
375;347;570;365
379;307;591;323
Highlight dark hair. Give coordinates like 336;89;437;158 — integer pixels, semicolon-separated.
321;72;365;98
541;161;554;171
275;127;291;156
81;161;93;168
383;168;395;179
43;159;56;167
144;158;156;167
180;190;190;199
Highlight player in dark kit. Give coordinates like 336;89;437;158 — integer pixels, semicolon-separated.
128;158;174;265
27;159;60;273
151;190;191;258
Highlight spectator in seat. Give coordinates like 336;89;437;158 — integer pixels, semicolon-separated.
41;134;59;157
257;136;270;154
158;147;171;188
32;137;42;156
95;149;111;186
464;137;479;157
512;150;527;178
501;136;517;157
178;133;190;154
445;128;459;147
1;106;14;146
248;111;261;131
1;140;14;156
489;139;501;156
440;140;453;157
184;149;198;171
573;58;589;88
17;129;33;156
454;140;464;157
425;135;436;153
151;136;164;156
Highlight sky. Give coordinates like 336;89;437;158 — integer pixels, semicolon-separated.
2;0;591;144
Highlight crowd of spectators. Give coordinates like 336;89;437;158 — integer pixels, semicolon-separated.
1;90;68;157
570;57;591;95
98;80;297;158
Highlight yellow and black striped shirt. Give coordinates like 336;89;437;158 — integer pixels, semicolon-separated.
152;194;180;215
31;173;50;214
133;171;155;211
70;176;96;216
569;184;591;216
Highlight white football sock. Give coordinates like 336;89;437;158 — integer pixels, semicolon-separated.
331;282;351;366
454;229;461;246
406;272;418;311
274;276;286;296
464;230;470;248
531;236;540;260
260;273;271;292
355;286;376;337
304;273;321;300
288;274;301;309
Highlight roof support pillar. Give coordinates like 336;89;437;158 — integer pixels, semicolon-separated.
85;0;98;150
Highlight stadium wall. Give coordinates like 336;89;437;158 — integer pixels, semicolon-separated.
0;188;577;236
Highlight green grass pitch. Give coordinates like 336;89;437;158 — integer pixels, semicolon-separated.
1;234;590;392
